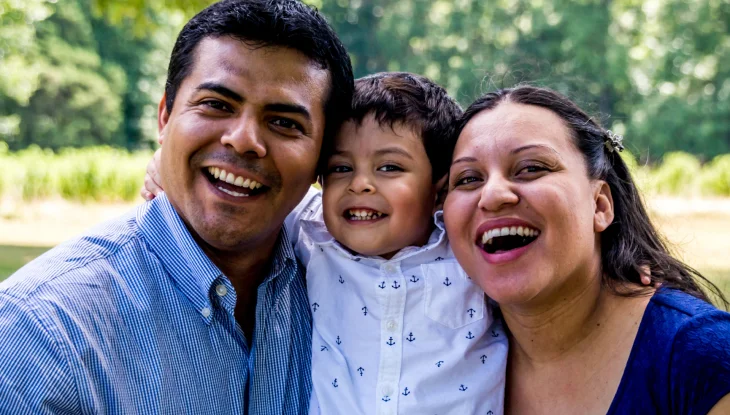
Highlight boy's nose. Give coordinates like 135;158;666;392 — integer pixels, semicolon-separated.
348;174;376;194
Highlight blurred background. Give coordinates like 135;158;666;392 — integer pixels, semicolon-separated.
1;0;729;299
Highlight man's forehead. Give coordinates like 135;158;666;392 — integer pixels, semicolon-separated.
187;37;331;104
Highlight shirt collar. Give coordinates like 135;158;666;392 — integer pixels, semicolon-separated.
266;223;298;285
299;209;449;264
137;193;224;319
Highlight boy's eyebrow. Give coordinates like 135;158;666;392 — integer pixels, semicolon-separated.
373;147;414;159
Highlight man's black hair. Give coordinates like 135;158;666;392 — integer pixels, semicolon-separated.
165;0;354;146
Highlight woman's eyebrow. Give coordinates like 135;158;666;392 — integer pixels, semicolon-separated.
511;144;562;159
451;156;478;166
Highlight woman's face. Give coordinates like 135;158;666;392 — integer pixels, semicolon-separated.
443;101;613;307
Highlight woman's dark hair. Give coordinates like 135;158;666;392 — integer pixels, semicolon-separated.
458;85;728;309
165;0;354;149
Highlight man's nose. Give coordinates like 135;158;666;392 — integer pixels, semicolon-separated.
477;174;519;212
220;112;267;158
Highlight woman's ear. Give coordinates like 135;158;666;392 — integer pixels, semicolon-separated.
433;174;449;214
594;180;614;232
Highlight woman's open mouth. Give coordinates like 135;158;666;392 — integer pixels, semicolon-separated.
204;166;267;198
479;226;540;254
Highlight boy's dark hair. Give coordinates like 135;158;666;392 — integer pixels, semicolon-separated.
338;72;463;182
458;85;728;309
165;0;354;147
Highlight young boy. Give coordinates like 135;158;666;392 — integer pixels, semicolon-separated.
144;72;507;414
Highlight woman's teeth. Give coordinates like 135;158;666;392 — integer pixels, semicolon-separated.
208;167;262;190
347;209;385;221
481;226;540;245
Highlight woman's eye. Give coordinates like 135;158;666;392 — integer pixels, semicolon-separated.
271;118;303;132
518;165;548;175
377;164;403;172
454;176;481;186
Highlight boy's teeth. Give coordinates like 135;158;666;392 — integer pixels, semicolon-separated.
207;167;262;190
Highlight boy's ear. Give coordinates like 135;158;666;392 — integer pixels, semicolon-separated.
432;174;449;213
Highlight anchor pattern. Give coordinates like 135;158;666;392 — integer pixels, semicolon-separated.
293;203;506;414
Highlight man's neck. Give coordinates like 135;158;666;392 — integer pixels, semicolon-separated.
201;232;281;341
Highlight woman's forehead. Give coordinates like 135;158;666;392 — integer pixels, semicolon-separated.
456;102;573;155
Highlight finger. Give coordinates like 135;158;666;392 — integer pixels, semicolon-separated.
144;174;161;197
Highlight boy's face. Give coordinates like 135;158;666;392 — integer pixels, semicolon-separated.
322;114;439;259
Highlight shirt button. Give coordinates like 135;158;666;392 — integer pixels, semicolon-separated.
215;284;228;297
201;307;211;318
384;264;395;273
386;320;397;331
381;384;394;396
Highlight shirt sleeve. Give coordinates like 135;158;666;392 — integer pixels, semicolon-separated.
670;309;730;415
0;293;80;414
284;186;322;247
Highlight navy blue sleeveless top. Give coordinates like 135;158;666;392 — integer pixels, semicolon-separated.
606;288;730;414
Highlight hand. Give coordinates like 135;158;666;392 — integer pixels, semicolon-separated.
140;148;164;201
639;265;662;288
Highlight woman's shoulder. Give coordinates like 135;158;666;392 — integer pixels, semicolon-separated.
612;288;730;414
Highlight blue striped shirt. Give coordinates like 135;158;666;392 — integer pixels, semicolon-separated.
0;193;312;414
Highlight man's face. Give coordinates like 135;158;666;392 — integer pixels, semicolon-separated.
158;36;330;255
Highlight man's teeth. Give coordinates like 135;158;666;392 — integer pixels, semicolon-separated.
208;167;262;190
480;226;540;245
347;209;385;221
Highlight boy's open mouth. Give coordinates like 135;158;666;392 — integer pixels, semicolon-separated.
204;166;266;198
343;208;388;221
479;226;540;254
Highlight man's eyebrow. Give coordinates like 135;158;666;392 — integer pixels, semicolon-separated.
511;143;562;158
195;82;243;103
374;147;414;159
264;103;311;121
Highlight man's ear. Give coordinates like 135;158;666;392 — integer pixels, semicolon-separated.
433;174;449;214
594;180;614;233
157;93;170;145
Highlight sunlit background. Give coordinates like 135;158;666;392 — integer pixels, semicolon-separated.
1;0;729;300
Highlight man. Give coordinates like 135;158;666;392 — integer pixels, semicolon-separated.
0;0;354;413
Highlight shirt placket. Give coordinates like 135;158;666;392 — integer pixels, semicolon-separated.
374;261;406;415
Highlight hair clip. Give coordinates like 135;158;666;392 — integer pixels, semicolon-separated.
604;130;624;153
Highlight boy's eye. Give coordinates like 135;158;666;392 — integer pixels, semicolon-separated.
328;165;352;174
377;164;403;172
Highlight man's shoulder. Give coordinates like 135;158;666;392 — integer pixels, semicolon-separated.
1;208;144;301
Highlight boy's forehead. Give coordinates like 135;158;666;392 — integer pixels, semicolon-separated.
333;116;426;153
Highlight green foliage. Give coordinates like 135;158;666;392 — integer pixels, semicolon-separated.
0;145;151;202
651;152;703;196
699;155;730;196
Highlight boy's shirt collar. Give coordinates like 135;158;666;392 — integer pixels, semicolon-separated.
299;209;448;265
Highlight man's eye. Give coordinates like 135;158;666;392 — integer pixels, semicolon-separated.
271;118;303;131
377;164;402;172
202;100;231;112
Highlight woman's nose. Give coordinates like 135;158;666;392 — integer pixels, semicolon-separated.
477;174;519;211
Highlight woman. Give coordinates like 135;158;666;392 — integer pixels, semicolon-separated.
443;85;730;414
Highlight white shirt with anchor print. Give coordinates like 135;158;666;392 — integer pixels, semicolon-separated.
286;189;507;415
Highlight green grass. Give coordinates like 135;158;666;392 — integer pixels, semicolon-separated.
1;245;728;308
0;245;51;281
